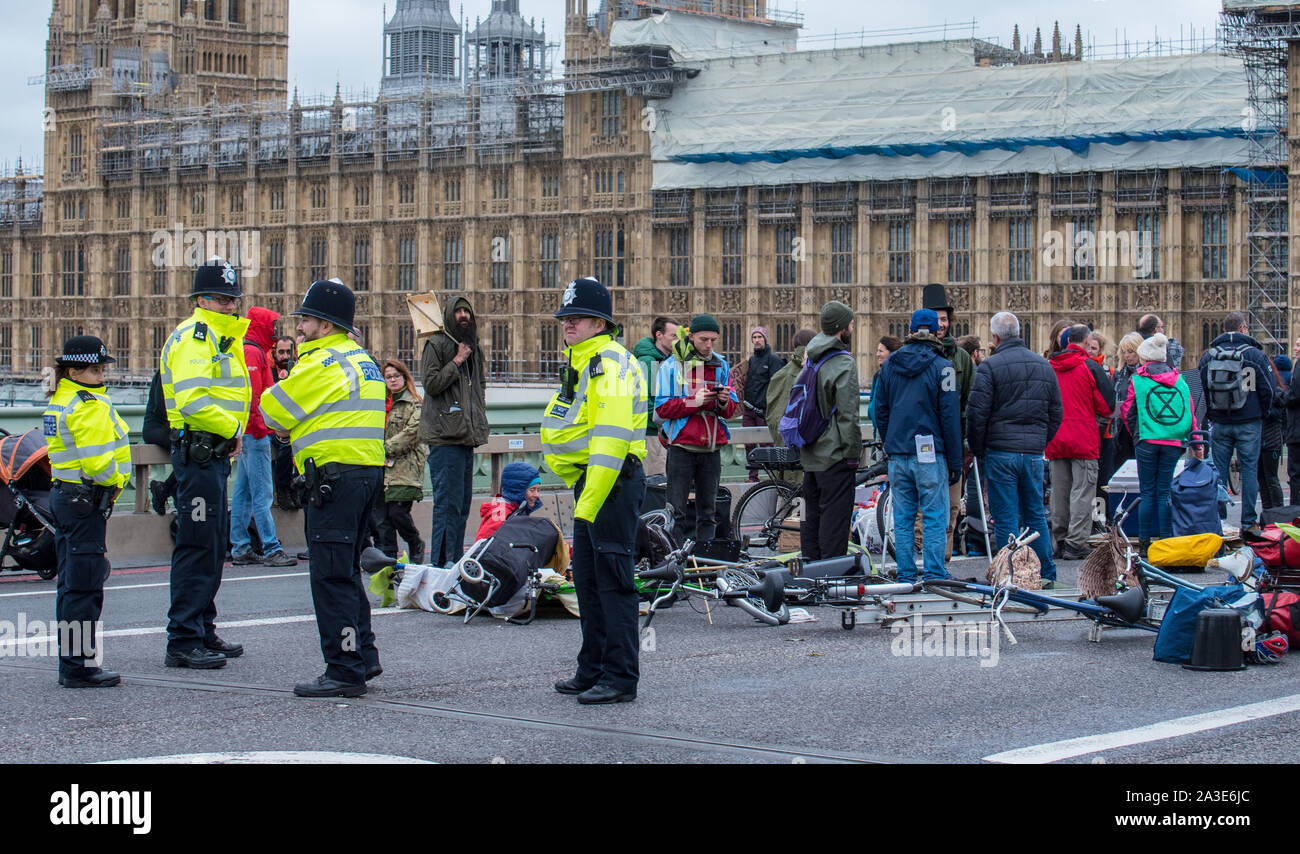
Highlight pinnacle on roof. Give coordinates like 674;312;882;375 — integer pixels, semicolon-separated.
468;0;543;42
385;0;459;34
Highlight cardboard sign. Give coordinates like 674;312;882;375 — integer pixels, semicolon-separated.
407;292;444;338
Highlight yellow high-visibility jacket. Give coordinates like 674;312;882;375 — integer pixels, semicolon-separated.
541;331;647;522
43;379;131;489
259;332;386;469
160;306;251;439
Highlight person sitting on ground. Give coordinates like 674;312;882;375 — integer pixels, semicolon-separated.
476;461;544;541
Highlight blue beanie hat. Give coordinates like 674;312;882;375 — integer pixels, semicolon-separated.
1274;354;1293;373
500;461;541;505
910;309;939;334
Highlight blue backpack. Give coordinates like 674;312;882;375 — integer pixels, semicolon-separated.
779;349;848;449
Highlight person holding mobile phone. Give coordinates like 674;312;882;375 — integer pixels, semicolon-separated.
654;314;739;545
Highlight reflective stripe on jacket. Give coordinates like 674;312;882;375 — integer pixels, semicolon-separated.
160;306;252;439
43;379;131;489
541;332;647;522
259;332;386;469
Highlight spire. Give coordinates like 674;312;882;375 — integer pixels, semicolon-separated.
1012;24;1020;53
1032;27;1042;57
1074;24;1083;61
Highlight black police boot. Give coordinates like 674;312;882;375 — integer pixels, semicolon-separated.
294;675;366;698
204;635;244;658
577;684;637;705
59;669;121;689
554;677;597;696
164;647;228;669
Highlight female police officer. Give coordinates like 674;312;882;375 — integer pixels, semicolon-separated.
43;336;131;688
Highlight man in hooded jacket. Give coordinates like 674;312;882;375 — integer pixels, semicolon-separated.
919;285;974;560
876;309;962;582
230;306;295;567
419;297;489;566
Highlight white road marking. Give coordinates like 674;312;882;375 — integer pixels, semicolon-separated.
0;607;413;652
983;693;1300;763
99;751;434;764
0;571;309;599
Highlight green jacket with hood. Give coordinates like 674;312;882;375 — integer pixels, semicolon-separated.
418;296;489;447
633;335;671;435
798;332;861;472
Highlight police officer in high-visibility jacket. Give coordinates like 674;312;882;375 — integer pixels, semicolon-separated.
43;336;131;688
161;258;251;670
260;279;386;698
543;277;647;704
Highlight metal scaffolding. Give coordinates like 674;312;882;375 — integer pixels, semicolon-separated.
1222;4;1300;348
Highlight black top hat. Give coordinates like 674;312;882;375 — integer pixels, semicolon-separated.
57;335;116;366
922;283;952;314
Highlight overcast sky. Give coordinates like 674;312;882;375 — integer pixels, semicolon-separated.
0;0;1224;174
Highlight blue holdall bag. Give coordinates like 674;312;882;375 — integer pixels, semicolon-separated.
1154;583;1265;664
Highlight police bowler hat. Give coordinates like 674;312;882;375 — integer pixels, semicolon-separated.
191;257;242;299
57;335;116;366
292;278;358;335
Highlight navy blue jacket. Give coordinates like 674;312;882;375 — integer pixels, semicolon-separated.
1197;332;1274;425
875;335;962;475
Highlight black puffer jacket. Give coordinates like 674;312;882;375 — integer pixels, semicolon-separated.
1287;369;1300;445
965;337;1063;456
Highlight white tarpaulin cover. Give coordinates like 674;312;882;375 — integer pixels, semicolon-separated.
609;10;797;60
629;33;1253;189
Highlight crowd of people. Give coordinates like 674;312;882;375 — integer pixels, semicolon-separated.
39;260;1300;702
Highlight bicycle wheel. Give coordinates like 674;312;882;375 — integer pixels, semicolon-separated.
732;480;798;559
874;483;895;560
921;579;1045;614
716;564;790;626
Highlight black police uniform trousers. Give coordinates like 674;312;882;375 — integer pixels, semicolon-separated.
166;446;230;652
306;465;383;684
51;485;110;677
571;459;646;693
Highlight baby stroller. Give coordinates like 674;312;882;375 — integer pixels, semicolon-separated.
0;429;58;579
362;512;566;625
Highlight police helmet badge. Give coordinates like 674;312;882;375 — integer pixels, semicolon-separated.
562;280;578;307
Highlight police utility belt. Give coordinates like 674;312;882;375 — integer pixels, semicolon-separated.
53;480;115;519
170;427;237;464
298;459;373;508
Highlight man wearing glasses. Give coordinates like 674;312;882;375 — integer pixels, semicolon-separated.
160;258;251;670
1137;314;1185;371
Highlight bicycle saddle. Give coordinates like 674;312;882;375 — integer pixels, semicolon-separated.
1094;586;1146;623
746;446;803;470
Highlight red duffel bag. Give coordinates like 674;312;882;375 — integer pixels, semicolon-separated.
1262;591;1300;645
1241;525;1300;569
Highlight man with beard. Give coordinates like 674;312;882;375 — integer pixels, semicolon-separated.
419;298;488;566
737;327;785;481
271;336;298;510
797;302;861;561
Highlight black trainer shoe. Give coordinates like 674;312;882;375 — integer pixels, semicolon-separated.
230;551;264;566
164;648;228;669
294;675;366;698
261;550;297;567
204;635;243;658
59;669;121;688
365;664;383;681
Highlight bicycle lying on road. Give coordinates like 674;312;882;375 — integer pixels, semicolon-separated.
637;538;791;630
